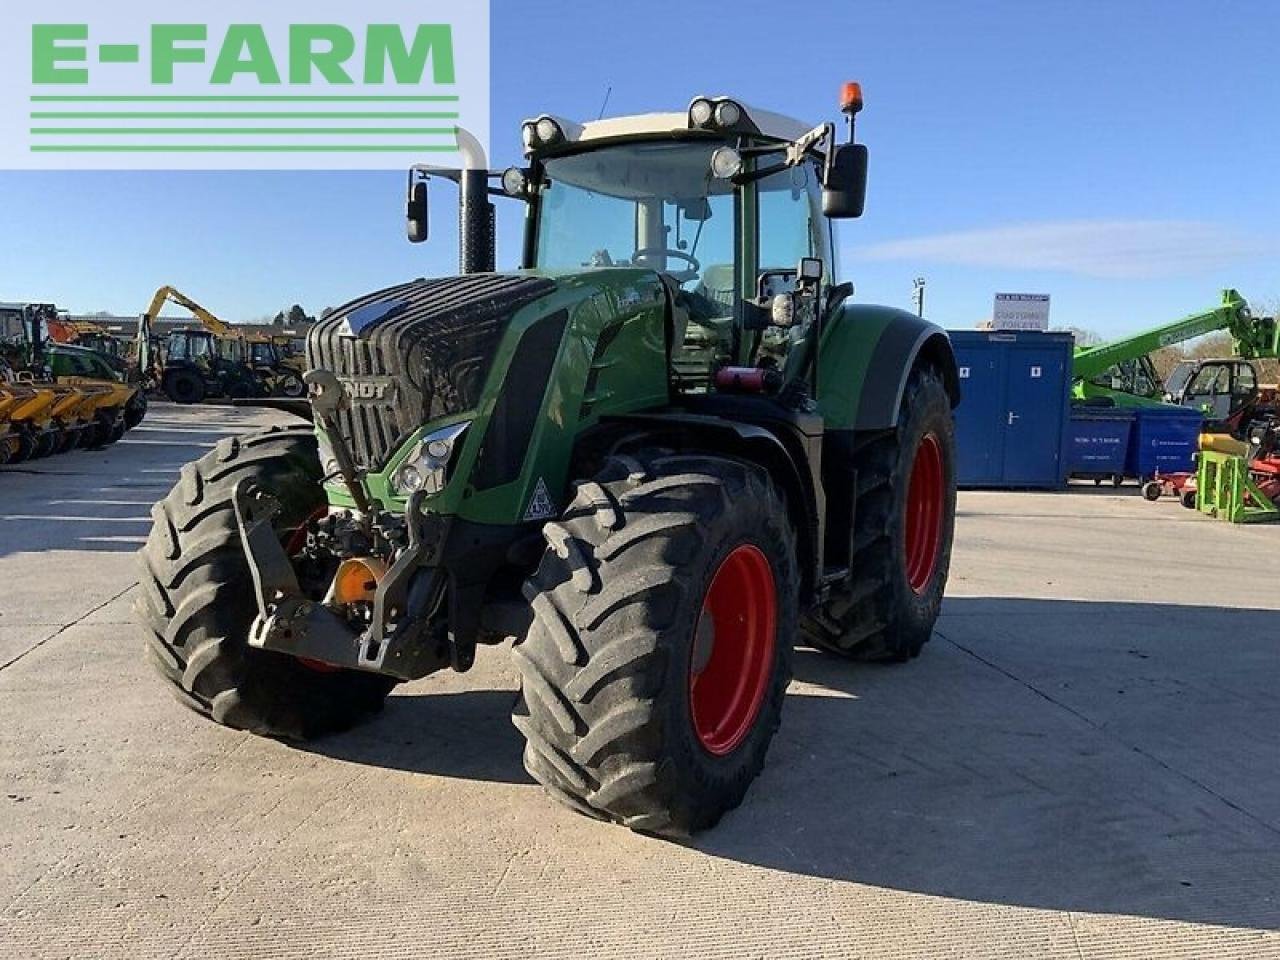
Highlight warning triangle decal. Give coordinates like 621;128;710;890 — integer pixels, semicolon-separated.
524;477;557;521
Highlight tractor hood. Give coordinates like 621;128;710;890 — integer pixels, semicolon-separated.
308;273;557;470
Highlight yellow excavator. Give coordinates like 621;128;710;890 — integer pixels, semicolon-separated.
140;286;304;403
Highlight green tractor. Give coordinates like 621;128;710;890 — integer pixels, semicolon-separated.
137;87;960;835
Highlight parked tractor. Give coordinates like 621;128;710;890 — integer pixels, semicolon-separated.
137;87;960;834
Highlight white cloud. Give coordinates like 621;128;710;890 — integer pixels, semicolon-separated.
849;220;1272;279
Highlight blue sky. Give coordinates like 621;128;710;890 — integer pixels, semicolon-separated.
0;0;1277;335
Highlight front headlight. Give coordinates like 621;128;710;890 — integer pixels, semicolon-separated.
535;117;562;145
689;98;714;128
714;100;742;127
391;421;470;497
710;146;743;179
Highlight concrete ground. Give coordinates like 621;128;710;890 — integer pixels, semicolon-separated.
1;403;1278;959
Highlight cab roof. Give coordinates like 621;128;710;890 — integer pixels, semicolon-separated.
522;98;813;157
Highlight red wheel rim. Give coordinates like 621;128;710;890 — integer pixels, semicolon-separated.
688;544;777;756
904;433;945;594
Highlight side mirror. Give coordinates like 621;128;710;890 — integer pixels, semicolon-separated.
406;176;429;243
679;197;712;222
822;144;868;219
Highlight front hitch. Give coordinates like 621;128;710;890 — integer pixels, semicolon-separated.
232;482;446;681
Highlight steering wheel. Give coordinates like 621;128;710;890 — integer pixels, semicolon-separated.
631;246;702;283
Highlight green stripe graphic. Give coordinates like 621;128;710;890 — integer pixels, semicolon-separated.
26;92;467;156
32;128;457;135
30;95;460;103
31;144;459;153
31;111;459;119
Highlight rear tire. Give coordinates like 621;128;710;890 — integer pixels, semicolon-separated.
55;424;80;454
802;366;956;662
1142;480;1162;502
164;370;205;405
83;411;121;450
513;452;798;836
32;430;58;459
135;425;395;739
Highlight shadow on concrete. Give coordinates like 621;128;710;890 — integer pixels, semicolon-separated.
312;597;1280;930
698;597;1280;930
0;407;254;558
306;686;532;786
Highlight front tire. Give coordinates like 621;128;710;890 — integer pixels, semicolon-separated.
514;452;798;836
803;365;957;662
125;390;147;430
275;372;306;398
135;425;395;739
10;424;37;463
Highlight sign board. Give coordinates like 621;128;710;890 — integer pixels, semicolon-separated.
992;293;1050;332
1;1;490;170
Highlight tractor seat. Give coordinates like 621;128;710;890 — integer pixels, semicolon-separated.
691;264;736;313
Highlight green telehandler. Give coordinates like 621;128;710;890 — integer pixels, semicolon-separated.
1072;289;1279;431
136;86;961;835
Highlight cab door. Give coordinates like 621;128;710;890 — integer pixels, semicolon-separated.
1183;363;1234;421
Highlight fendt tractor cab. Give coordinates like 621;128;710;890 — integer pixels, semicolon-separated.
139;87;960;835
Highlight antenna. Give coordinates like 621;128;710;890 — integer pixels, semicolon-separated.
596;85;613;120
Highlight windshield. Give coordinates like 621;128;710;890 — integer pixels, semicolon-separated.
536;142;736;292
169;333;212;362
535;141;826;317
1164;362;1194;395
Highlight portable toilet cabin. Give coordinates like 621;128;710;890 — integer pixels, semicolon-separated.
949;330;1073;489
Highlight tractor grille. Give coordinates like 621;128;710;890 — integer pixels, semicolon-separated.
307;274;555;471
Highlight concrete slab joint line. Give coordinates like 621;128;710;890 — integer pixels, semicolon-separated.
0;582;136;673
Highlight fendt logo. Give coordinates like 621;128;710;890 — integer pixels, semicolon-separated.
0;2;489;170
337;376;398;406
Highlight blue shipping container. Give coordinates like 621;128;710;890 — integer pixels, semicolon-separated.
950;331;1072;488
1065;408;1134;480
1125;405;1203;480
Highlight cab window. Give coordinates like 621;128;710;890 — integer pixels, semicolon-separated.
757;162;826;277
1237;364;1256;396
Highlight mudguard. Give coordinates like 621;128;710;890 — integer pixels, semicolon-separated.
817;304;960;431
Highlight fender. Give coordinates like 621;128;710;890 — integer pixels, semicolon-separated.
600;409;823;601
817;304;960;431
